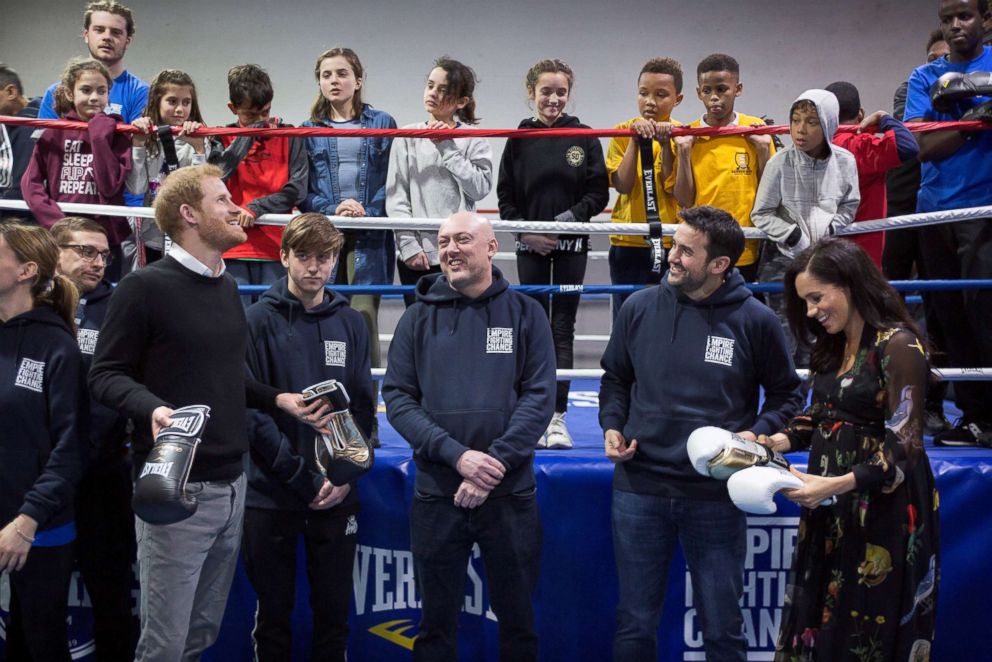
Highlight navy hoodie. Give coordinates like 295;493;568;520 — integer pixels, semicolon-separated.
75;279;129;464
383;267;556;497
497;114;609;254
245;277;373;512
0;305;88;531
599;271;803;500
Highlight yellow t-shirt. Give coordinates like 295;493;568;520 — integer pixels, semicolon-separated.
607;117;680;248
677;112;773;266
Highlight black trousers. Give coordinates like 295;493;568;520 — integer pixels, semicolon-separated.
3;543;74;661
918;218;992;420
397;258;442;308
608;245;662;322
516;251;587;413
74;457;139;662
410;490;542;662
242;506;359;662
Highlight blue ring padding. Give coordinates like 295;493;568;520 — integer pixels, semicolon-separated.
32;520;76;547
234;279;992;296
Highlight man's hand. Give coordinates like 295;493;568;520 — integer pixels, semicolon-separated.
151;406;174;438
0;515;38;573
454;480;490;509
276;392;332;429
404;252;431;271
456;450;505;490
857;111;888;134
604;429;637;463
520;233;558;256
310;480;351;510
735;430;757;442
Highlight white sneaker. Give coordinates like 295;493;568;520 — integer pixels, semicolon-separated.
545;413;573;450
536;429;548;449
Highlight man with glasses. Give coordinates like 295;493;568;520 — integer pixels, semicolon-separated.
52;216;138;661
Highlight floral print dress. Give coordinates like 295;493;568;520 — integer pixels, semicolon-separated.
776;327;940;662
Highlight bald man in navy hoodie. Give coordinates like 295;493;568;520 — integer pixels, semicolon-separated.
384;211;555;662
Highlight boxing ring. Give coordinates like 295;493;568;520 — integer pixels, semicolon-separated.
2;117;991;661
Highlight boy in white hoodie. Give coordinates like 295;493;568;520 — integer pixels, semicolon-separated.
751;89;860;363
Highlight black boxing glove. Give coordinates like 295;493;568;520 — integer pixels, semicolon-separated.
132;405;210;525
930;71;992;115
961;99;992;122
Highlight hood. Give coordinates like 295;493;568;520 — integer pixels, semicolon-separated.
792;89;840;146
19;97;41;119
517;114;582;130
81;279;113;305
415;266;510;304
258;276;349;317
658;268;753;342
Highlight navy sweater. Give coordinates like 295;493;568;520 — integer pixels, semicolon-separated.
1;306;88;530
383;267;556;497
599;271;803;500
245;277;373;511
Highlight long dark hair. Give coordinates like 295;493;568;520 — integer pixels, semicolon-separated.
141;69;204;157
784;237;924;374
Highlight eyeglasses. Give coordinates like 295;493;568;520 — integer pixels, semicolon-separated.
60;244;113;265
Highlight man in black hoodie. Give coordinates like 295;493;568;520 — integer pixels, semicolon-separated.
600;206;802;662
243;212;373;661
53;217;137;661
383;211;556;662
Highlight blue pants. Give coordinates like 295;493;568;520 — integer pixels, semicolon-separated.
410;489;542;662
612;490;747;662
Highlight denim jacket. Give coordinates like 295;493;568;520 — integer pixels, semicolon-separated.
302;104;396;284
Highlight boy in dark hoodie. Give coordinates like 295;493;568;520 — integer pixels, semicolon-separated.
243;212;373;661
209;64;308;303
383;211;555;662
751;89;860;364
0;65;41;222
600;206;802;662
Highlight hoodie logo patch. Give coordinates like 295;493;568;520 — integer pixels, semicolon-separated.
14;357;45;393
77;328;99;355
704;335;735;367
324;341;347;367
486;328;514;354
565;146;585;167
345;515;358;536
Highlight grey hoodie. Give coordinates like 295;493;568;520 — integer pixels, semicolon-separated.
751;89;860;259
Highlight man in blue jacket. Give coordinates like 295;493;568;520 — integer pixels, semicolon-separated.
600;206;803;662
243;212;373;662
383;211;556;662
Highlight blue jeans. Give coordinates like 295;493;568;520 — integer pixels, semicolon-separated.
612;490;747;662
410;489;542;662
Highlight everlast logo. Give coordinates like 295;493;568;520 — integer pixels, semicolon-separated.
139;462;175;478
168;414;200;435
642;167;658;213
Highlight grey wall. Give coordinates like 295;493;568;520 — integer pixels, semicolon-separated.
2;0;939;212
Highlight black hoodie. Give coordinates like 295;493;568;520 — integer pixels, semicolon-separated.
599;271;803;500
0;97;41;223
383;267;556;497
244;277;373;512
497;115;609;254
75;279;129;464
1;305;88;531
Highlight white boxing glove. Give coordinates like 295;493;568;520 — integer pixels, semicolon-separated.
727;465;804;515
686;426;787;480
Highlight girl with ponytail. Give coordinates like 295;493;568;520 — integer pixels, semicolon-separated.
0;222;87;661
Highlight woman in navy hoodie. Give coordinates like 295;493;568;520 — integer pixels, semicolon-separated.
0;222;88;662
498;58;608;449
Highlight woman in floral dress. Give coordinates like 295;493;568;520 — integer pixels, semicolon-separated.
759;237;939;661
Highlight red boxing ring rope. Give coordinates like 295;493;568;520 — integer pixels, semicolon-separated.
0;115;989;139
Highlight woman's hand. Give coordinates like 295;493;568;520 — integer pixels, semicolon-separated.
520;233;558;256
781;467;851;509
335;199;366;218
757;432;791;453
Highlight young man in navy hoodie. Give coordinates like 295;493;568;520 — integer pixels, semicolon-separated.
600;206;802;662
383;211;556;662
53;217;137;661
243;212;373;661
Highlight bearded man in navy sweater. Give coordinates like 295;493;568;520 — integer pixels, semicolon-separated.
384;211;555;662
600;206;803;662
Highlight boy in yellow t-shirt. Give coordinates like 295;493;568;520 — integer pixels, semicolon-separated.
606;57;683;318
671;53;773;282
